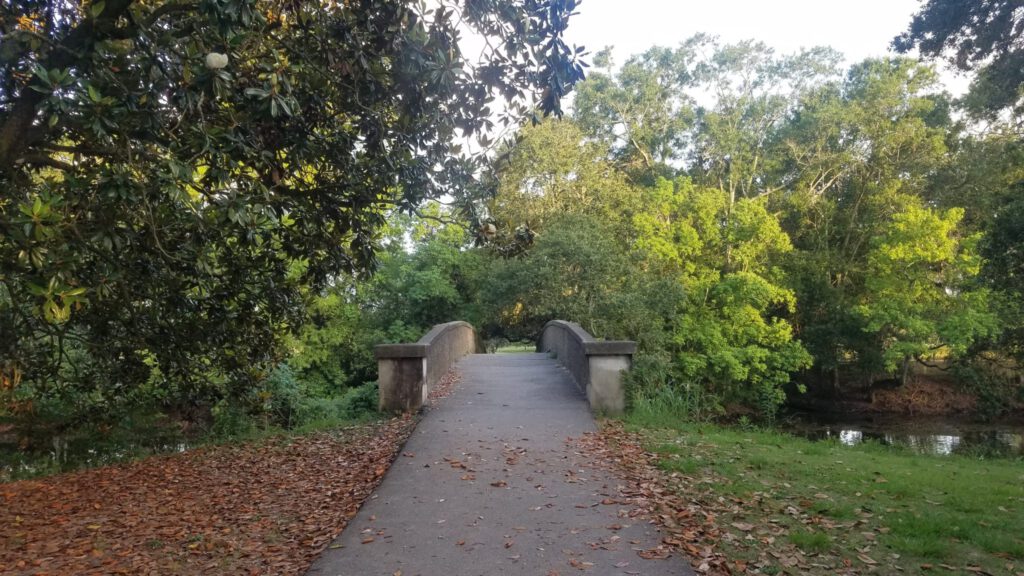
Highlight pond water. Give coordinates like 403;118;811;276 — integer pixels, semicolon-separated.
0;433;190;482
782;412;1024;457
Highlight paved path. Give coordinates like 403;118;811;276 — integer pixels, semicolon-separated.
307;353;693;576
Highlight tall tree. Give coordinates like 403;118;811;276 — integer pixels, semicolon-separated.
0;0;585;422
573;39;705;176
777;58;955;387
981;187;1024;360
896;2;1024;368
854;204;999;382
690;42;841;202
894;0;1024;119
483;118;636;252
634;177;811;415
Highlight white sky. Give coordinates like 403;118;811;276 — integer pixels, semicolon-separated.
560;0;970;95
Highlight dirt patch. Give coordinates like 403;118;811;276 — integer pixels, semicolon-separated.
870;377;977;415
0;416;416;575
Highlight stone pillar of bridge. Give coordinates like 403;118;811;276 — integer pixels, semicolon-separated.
538;321;636;415
375;321;482;413
375;344;428;413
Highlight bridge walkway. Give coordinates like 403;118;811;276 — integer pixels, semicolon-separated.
307;353;692;576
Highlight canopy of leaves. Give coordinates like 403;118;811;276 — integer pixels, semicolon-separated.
855;204;1000;373
481;212;681;347
894;0;1024;118
0;0;585;421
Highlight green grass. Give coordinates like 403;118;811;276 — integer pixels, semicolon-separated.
789;529;832;554
625;412;1024;574
495;342;537;353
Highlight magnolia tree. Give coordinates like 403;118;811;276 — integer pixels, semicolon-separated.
0;0;585;421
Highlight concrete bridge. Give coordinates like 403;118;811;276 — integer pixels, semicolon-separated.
373;320;637;416
306;321;693;576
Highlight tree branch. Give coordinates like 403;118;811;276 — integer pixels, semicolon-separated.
15;154;75;172
0;0;136;172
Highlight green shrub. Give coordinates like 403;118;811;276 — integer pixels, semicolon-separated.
210;400;258;438
623;353;673;397
294;381;379;428
294;397;348;426
955;361;1023;420
625;353;720;425
343;381;379;417
261;364;303;428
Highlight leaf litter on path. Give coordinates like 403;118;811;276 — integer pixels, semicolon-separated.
574;421;733;575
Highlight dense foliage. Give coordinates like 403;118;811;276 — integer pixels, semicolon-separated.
894;0;1024;118
0;0;584;430
466;38;1022;417
3;2;1023;451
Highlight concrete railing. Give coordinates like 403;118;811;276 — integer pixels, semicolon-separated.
375;321;484;413
537;320;636;415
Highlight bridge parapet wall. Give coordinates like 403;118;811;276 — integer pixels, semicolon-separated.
538;321;635;415
375;321;483;413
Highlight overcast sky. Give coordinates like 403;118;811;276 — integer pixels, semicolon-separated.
559;0;969;94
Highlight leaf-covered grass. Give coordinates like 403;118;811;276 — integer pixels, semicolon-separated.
625;415;1024;575
0;416;417;575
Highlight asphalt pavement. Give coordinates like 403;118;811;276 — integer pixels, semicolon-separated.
306;353;693;576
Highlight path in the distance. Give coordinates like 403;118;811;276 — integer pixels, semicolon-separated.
307;353;693;576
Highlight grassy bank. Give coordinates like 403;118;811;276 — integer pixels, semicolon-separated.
1;382;380;482
622;409;1024;575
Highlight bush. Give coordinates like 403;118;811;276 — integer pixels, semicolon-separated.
293;397;348;426
211;366;381;435
210;400;259;438
342;382;379;417
294;382;379;428
955;361;1024;420
262;364;303;428
625;353;721;425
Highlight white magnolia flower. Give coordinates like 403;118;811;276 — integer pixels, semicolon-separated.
205;52;229;70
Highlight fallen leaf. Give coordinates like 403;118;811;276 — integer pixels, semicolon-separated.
0;417;420;575
638;547;671;560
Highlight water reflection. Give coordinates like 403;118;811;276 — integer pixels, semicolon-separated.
1;437;191;482
787;414;1024;457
